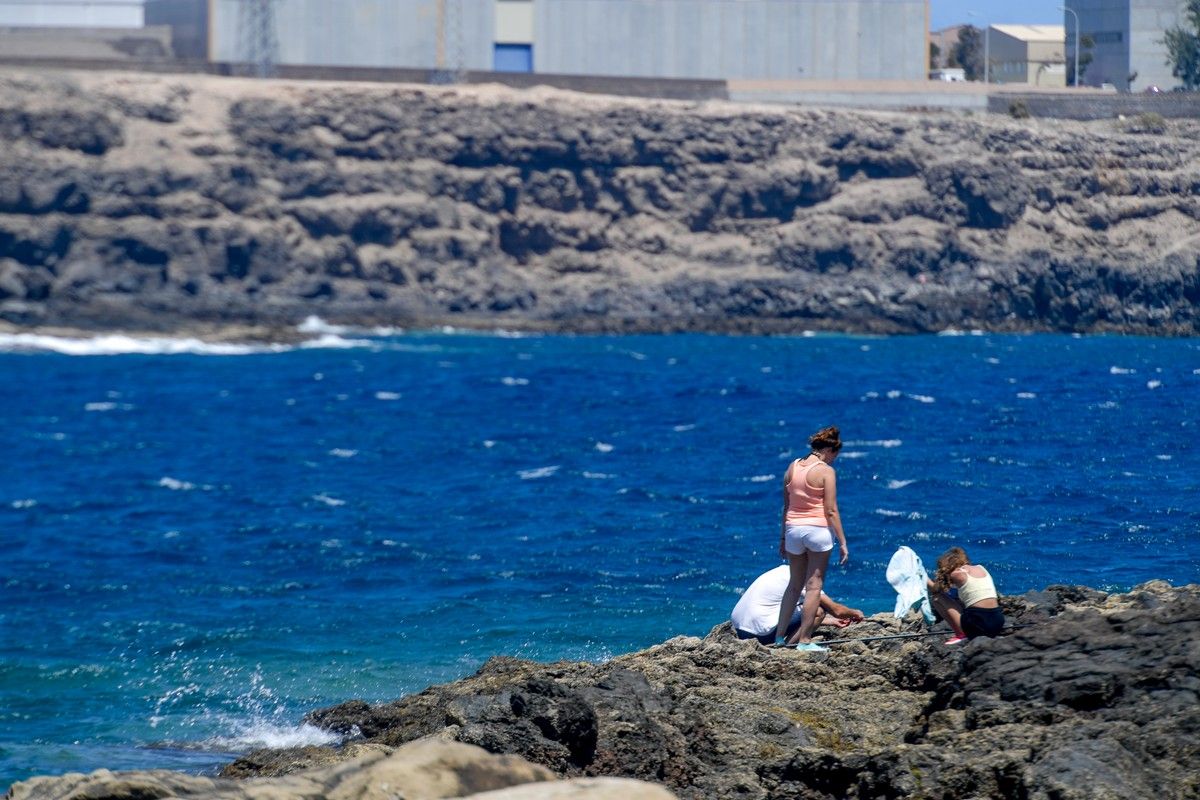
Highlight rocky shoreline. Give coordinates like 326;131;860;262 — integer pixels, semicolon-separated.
1;69;1199;338
9;581;1198;800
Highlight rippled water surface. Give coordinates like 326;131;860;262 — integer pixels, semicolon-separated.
2;330;1198;786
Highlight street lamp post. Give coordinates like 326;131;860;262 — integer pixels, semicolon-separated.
984;25;990;84
1060;5;1080;87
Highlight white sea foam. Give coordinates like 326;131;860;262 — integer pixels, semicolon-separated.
297;334;374;350
748;474;775;482
296;316;349;335
1156;454;1173;460
838;451;867;458
673;424;696;432
206;721;340;752
886;390;902;399
874;508;925;519
328;449;358;458
11;499;37;509
158;477;197;491
501;377;530;386
1016;392;1037;399
519;465;560;480
594;442;614;453
1147;380;1162;389
582;471;613;479
0;329;374;356
848;439;902;448
887;479;916;490
312;494;346;507
374;391;402;401
85;400;132;412
0;333;274;356
296;315;402;338
907;393;936;404
1109;366;1135;375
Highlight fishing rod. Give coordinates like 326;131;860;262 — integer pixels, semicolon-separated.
769;624;1036;647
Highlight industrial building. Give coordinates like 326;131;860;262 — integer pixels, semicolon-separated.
0;0;142;27
143;0;929;81
1064;0;1185;91
988;24;1066;87
0;0;167;63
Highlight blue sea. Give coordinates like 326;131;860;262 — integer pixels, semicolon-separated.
2;326;1198;788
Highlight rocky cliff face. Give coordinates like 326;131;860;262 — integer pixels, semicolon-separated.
1;69;1199;335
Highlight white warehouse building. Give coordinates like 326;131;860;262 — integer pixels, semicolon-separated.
145;0;930;81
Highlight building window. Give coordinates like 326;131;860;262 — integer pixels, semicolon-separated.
1092;31;1123;44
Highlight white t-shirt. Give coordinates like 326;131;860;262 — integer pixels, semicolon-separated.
730;565;812;636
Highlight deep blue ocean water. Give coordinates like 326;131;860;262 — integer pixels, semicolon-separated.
1;329;1198;788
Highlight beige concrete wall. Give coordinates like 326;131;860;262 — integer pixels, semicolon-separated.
495;0;533;44
989;28;1066;86
0;25;172;60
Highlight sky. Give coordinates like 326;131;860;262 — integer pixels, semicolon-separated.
930;0;1063;31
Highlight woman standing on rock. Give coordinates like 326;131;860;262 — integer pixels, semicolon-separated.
775;425;850;652
927;547;1005;644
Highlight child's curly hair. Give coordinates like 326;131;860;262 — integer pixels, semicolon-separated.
933;546;970;594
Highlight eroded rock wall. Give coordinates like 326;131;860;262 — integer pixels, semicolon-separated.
1;70;1199;334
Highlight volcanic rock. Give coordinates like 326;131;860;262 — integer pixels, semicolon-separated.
223;581;1200;800
1;69;1198;336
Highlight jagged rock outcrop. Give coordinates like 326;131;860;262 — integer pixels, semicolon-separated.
219;582;1199;800
1;69;1199;335
6;583;1197;799
5;738;676;800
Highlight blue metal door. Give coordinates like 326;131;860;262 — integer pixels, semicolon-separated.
493;43;533;73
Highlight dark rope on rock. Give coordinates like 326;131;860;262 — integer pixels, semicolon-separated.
767;623;1037;647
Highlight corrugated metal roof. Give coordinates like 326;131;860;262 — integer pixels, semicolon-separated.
991;24;1066;43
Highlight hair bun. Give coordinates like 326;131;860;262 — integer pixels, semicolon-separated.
809;425;842;451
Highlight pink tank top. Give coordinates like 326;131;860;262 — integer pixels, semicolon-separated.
785;459;828;527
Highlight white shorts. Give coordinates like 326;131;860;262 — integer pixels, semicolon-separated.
784;524;834;555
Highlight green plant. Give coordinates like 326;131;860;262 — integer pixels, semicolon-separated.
1008;99;1032;119
1164;0;1200;89
1123;112;1168;134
